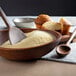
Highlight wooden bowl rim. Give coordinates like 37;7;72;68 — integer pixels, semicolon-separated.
0;28;62;50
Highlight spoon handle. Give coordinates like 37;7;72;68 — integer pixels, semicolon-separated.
67;28;76;45
0;7;11;28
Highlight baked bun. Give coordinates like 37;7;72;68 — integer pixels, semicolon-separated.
35;14;52;25
59;18;71;35
42;21;63;33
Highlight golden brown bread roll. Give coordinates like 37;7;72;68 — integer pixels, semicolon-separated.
42;21;63;33
35;14;52;25
59;18;71;35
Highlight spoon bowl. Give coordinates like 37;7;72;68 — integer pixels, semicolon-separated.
56;44;71;57
56;28;76;57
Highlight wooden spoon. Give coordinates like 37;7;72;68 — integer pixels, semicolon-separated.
0;7;26;45
56;28;76;57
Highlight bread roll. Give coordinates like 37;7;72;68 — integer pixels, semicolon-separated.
42;21;63;33
35;14;52;25
59;18;71;35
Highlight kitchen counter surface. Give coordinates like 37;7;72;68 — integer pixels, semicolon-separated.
0;58;76;76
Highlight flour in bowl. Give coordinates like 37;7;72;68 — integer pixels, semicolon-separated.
1;30;55;48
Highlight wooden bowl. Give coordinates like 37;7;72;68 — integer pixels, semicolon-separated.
0;28;61;60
